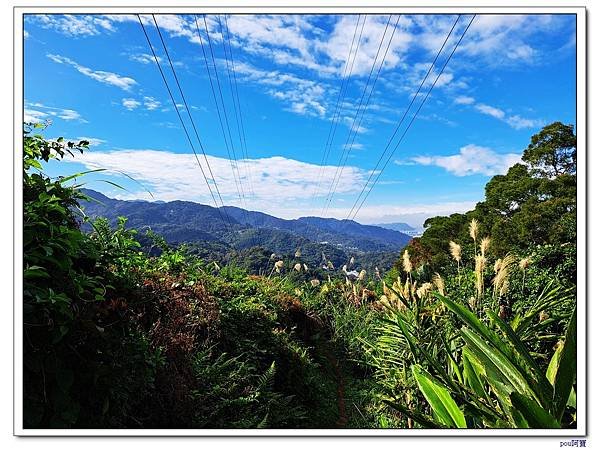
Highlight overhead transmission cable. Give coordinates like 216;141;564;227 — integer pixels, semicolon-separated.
193;15;254;239
348;14;476;221
345;14;461;220
308;14;365;213
217;14;251;213
321;14;396;216
223;14;256;199
137;14;232;227
200;14;247;215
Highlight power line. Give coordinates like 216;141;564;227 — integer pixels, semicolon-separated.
308;14;364;213
220;14;258;247
217;14;251;212
349;14;476;221
137;14;232;228
201;14;247;214
197;14;256;248
346;14;461;220
321;14;395;216
223;14;256;199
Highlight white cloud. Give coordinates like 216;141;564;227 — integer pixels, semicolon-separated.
454;95;475;105
57;109;83;121
24;109;48;123
457;15;546;65
77;136;106;146
399;144;521;176
505;115;543;130
47;53;137;91
122;98;141;110
235;61;329;118
474;102;543;129
475;103;505;119
143;96;161;110
31;14;115;37
129;53;161;65
24;102;86;123
61;148;372;207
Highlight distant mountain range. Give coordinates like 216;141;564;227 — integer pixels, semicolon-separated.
78;189;412;270
374;222;423;237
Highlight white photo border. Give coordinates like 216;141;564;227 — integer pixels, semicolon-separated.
13;2;587;437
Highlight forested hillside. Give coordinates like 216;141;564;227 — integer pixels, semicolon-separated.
23;122;577;429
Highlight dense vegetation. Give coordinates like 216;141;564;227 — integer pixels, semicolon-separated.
23;122;577;429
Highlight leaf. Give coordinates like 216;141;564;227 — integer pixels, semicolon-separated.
412;364;467;428
553;307;576;421
460;328;539;404
487;310;553;409
57;168;105;184
462;347;488;401
509;392;560;428
436;293;515;362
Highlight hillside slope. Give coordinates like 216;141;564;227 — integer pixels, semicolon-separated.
79;189;411;254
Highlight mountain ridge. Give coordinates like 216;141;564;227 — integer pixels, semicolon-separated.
78;189;411;269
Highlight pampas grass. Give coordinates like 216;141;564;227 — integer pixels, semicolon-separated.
519;256;532;293
432;272;445;296
416;282;432;300
274;260;284;273
402;250;413;275
449;241;462;272
492;254;517;299
480;236;491;258
469;218;479;243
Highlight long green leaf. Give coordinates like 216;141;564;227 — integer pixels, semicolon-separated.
510;392;560;429
460;328;539;404
412;365;467;428
462;347;488;401
436;294;517;363
487;310;554;409
57;168;105;184
553;307;577;421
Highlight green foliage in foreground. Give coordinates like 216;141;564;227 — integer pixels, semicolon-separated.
22;124;577;429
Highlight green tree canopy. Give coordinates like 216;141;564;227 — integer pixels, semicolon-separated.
403;122;576;274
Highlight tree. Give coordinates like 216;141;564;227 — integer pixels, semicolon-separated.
401;122;576;272
523;122;576;178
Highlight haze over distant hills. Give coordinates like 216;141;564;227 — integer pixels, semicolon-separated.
373;222;423;237
79;189;412;270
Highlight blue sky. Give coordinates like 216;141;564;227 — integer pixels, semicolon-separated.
23;13;576;228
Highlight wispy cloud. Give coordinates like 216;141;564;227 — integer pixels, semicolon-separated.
474;102;543;130
47;53;137;91
24;102;86;123
129;53;161;65
397;144;521;176
29;14;115;37
143;96;161;111
77;136;106;146
234;61;329;118
121;98;141;110
454;95;475;105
